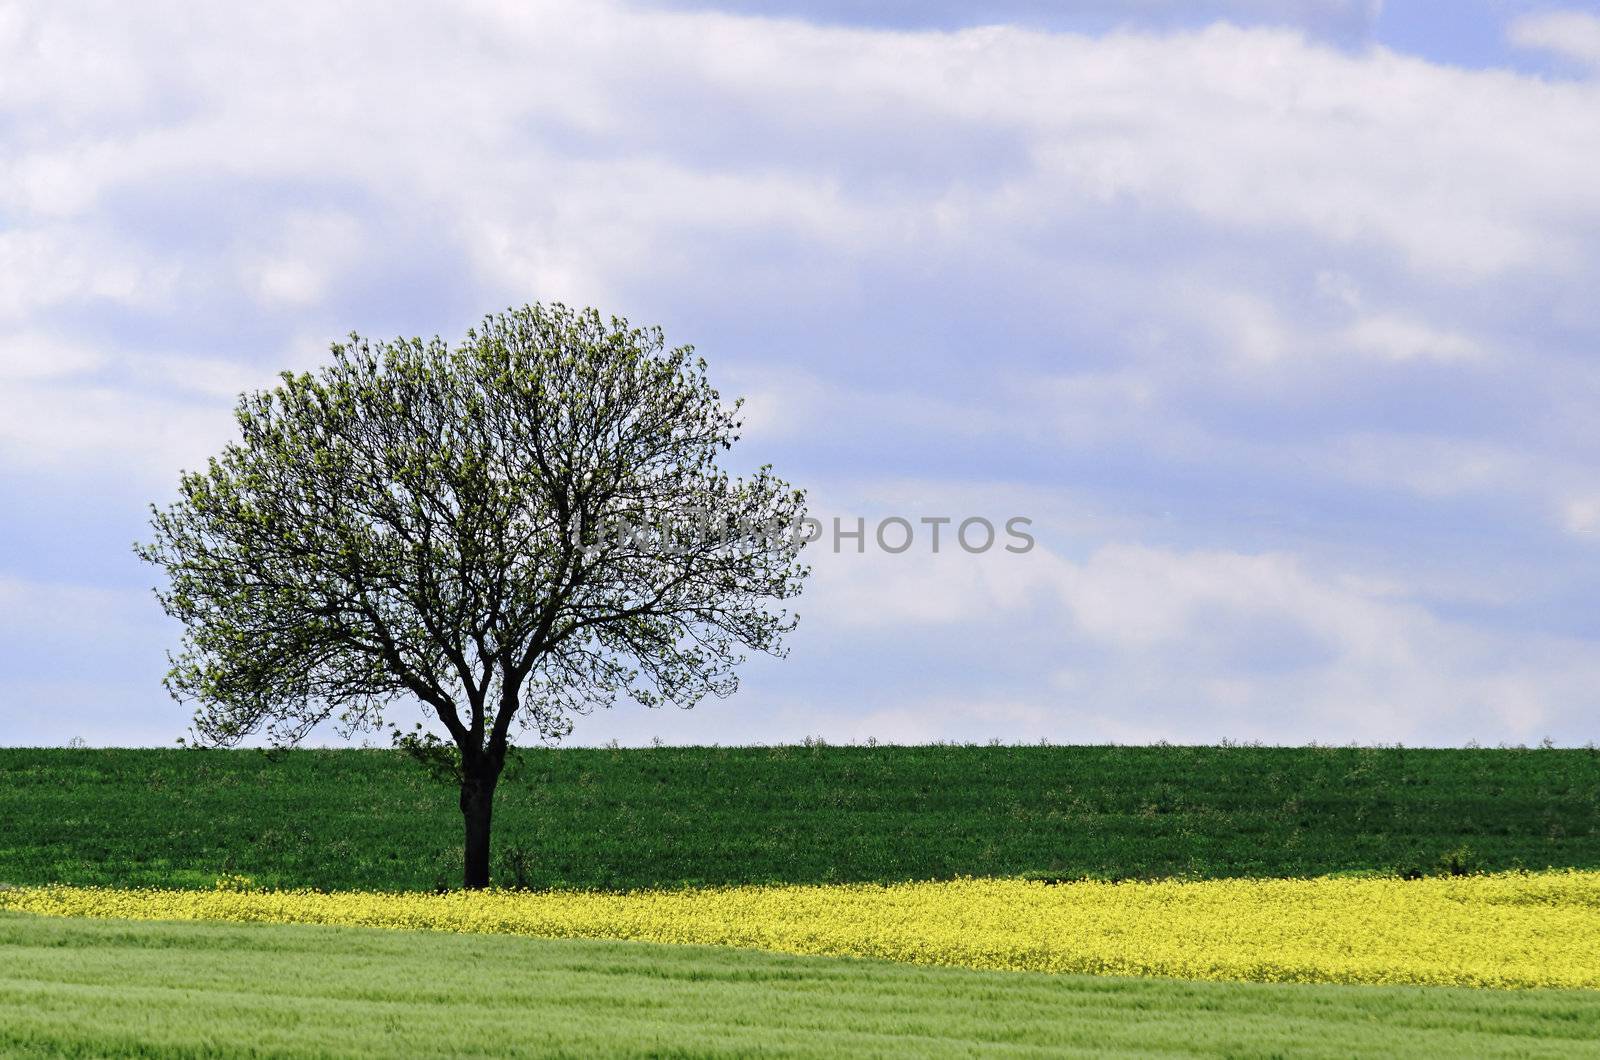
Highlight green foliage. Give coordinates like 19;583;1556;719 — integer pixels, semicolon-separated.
389;721;462;784
2;744;1598;891
4;913;1598;1058
135;303;809;887
135;303;808;761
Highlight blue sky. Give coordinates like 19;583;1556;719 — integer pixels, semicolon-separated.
3;1;1600;748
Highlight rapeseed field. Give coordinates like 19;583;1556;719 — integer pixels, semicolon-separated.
5;870;1597;989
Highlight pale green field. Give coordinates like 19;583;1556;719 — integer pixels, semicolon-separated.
3;912;1599;1058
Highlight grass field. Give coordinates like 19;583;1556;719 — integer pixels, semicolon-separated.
5;912;1600;1059
5;744;1598;1056
3;744;1598;890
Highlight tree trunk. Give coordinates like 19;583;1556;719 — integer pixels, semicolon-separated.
460;765;500;890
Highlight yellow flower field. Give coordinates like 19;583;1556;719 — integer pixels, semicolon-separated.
4;871;1598;989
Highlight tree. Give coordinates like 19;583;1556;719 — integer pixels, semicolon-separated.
137;303;809;888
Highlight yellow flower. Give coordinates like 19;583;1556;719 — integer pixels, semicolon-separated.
5;871;1598;989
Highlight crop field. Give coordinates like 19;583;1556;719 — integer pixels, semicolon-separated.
8;870;1600;988
6;913;1600;1059
3;744;1598;890
4;744;1600;1057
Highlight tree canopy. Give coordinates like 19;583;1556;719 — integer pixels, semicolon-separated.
137;303;808;886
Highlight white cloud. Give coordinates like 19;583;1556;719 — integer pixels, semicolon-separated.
1509;10;1600;68
808;534;1057;627
0;6;1591;413
0;332;105;379
1340;314;1482;362
137;355;281;401
2;2;1599;746
1326;432;1524;499
0;376;240;479
0;229;170;323
1195;287;1292;364
4;5;1597;328
1561;495;1600;538
790;537;1600;743
252;259;323;306
0;574;147;638
730;366;1029;448
244;210;380;308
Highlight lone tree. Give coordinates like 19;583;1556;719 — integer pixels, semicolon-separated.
138;304;808;888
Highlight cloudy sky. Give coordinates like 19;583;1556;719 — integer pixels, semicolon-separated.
4;0;1600;748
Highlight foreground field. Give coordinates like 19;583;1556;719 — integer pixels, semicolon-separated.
8;870;1599;989
3;745;1598;890
3;913;1598;1059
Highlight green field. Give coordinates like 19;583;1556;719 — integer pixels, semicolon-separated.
5;744;1600;1057
4;911;1598;1058
2;744;1598;891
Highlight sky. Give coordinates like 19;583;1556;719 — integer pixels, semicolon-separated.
3;0;1600;748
